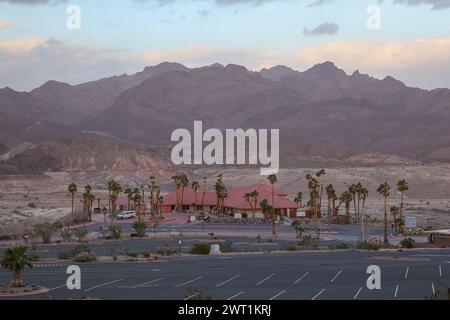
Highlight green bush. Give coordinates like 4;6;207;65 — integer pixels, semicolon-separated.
133;222;147;237
60;231;72;242
400;238;415;249
219;242;234;253
35;222;58;244
73;229;87;242
58;245;91;260
73;252;96;262
335;243;349;250
108;224;122;240
191;243;210;255
357;242;381;251
298;235;313;246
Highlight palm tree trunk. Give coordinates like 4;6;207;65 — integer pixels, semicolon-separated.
11;271;25;288
384;196;388;246
400;192;404;233
272;185;276;236
71;195;74;217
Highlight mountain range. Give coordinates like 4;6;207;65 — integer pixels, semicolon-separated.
1;61;450;175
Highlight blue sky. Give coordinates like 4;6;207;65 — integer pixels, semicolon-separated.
1;0;450;90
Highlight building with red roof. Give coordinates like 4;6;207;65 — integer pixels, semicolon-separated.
161;183;310;218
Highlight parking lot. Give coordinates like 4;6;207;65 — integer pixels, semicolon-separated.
1;250;448;300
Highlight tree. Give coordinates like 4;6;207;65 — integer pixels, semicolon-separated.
201;177;207;211
292;220;305;239
377;182;391;246
124;188;133;210
360;187;369;242
35;222;57;244
325;184;336;230
67;183;77;217
340;191;353;217
259;199;273;222
172;175;182;212
215;174;228;215
267;174;278;236
109;181;122;221
251;191;259;218
1;246;33;288
192;181;200;211
180;174;189;212
131;188;143;222
390;206;399;234
294;192;303;207
396;179;409;234
306;171;325;239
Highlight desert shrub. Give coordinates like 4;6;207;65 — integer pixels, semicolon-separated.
400;238;415;249
73;251;96;262
58;245;91;260
132;222;147;238
285;244;298;252
60;231;72;242
191;243;210;255
336;243;349;250
0;235;11;241
208;232;215;240
35;222;58;244
108;225;122;240
357;242;381;251
298;235;313;246
157;244;178;256
219;242;234;253
344;216;351;225
73;229;87;242
27;202;36;208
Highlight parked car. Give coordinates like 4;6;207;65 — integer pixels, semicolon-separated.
116;211;137;220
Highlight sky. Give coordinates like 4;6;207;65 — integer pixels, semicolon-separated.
0;0;450;91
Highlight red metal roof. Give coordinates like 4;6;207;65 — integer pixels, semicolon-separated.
162;183;299;210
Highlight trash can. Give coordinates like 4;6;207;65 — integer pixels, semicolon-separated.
210;244;221;255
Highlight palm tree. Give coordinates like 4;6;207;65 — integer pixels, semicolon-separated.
377;182;391;246
109;181;122;221
192;181;200;211
397;179;409;234
1;246;33;288
180;175;189;212
201;177;207;211
325;184;336;230
292;220;305;239
67;183;77;217
172;175;182;212
360;187;369;242
214;174;228;215
339;191;353;217
259;199;273;222
251;191;259;218
390;206;399;234
294;192;303;207
267;174;278;236
124;188;132;210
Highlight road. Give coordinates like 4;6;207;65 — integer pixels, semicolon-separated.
1;249;448;300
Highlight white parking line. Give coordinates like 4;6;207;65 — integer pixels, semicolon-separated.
85;279;123;292
439;265;442;277
312;289;325;300
394;285;399;298
184;292;200;301
330;270;342;283
132;277;165;289
270;290;286;301
175;276;203;288
353;287;362;300
404;267;409;280
227;291;245;300
48;284;67;292
257;273;275;286
217;275;240;287
294;272;310;284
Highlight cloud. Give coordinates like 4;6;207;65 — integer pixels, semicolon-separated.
0;37;132;91
393;0;450;10
297;37;450;89
0;0;67;4
0;20;13;29
303;22;339;36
